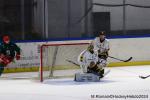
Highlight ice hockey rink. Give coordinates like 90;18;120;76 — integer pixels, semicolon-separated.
0;65;150;100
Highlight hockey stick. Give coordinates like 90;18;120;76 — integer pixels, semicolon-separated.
108;56;132;62
97;46;132;62
66;59;80;66
139;75;150;79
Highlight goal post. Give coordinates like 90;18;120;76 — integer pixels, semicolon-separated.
40;42;90;82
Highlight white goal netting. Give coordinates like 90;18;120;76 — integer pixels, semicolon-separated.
39;43;89;82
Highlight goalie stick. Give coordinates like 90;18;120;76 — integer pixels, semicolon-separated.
66;59;80;67
108;56;132;62
139;75;150;79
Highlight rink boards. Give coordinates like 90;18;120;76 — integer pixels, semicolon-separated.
3;37;150;73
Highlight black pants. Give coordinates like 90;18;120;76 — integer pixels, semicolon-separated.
0;64;4;76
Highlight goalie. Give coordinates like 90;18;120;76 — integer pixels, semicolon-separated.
78;44;104;78
0;35;21;76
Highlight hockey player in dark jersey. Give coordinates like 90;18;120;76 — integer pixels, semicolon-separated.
0;35;21;76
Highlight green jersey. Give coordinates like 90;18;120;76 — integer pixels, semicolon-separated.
0;42;20;58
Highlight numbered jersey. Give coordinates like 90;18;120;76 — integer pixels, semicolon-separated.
93;37;109;53
78;50;98;73
0;42;20;58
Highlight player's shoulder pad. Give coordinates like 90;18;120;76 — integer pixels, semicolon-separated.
94;37;99;42
105;38;109;42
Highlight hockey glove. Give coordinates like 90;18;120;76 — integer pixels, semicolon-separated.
16;53;20;60
98;51;108;60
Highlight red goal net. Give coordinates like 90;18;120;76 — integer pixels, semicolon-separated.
40;42;90;82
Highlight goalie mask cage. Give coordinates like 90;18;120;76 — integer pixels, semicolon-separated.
40;42;90;82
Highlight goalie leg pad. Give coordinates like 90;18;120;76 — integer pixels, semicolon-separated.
74;73;100;82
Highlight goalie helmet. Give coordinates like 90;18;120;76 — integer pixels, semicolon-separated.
87;44;94;50
87;44;94;53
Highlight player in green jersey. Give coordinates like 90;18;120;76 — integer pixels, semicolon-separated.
0;35;21;76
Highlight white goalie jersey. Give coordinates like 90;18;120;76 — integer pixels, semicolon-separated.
93;37;110;53
77;50;98;73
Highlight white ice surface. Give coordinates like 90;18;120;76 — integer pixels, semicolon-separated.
0;65;150;100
